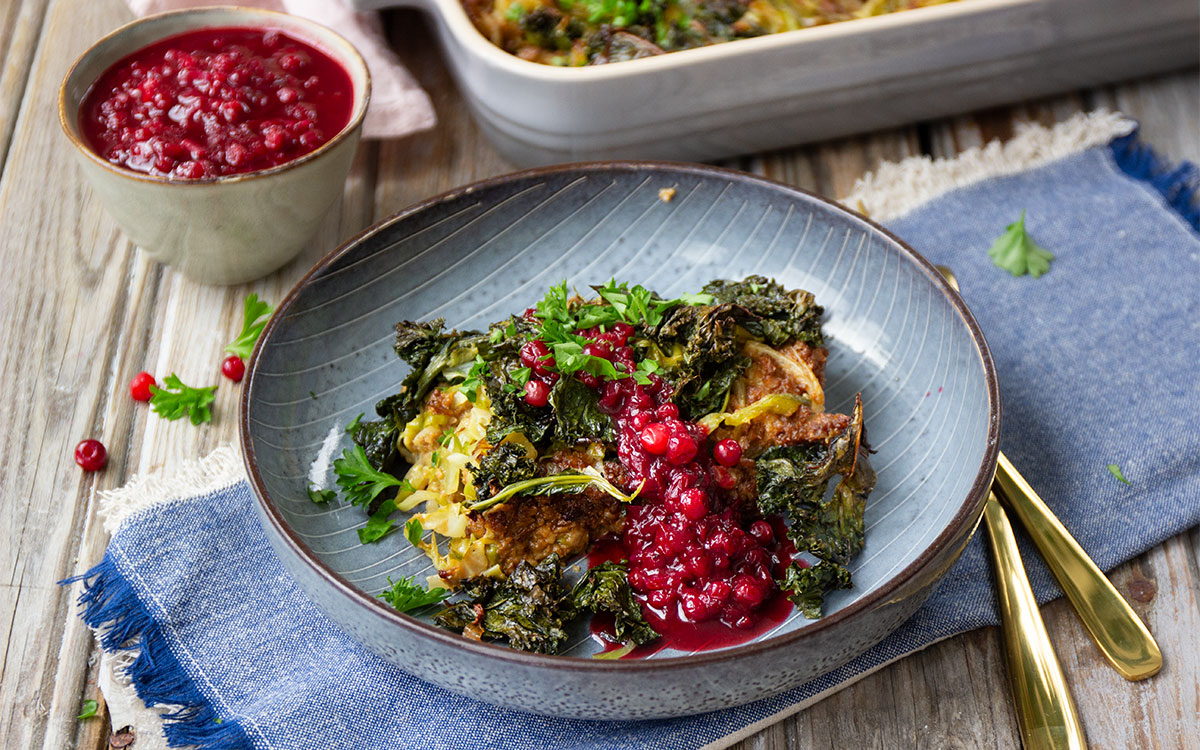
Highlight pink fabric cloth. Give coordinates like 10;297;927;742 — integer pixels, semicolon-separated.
125;0;436;139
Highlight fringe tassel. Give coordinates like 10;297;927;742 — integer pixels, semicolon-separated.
62;558;255;750
1109;130;1200;232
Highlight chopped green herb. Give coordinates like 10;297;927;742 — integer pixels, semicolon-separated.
358;498;398;543
510;367;532;386
378;575;450;613
307;485;336;504
334;445;411;507
149;374;217;425
438;428;455;446
987;211;1054;278
224;293;273;359
405;517;424;546
77;699;99;719
1107;464;1131;485
431;451;440;467
345;412;365;434
458;355;488;403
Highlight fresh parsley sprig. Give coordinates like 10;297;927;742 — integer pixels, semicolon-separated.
378;575;450;613
307;485;336;504
405;517;424;546
333;445;412;507
77;699;99;720
149;374;217;425
224;293;273;359
359;498;399;543
988;211;1054;278
528;279;710;382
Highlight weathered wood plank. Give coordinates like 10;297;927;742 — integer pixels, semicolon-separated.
0;0;51;176
372;9;515;215
0;0;145;743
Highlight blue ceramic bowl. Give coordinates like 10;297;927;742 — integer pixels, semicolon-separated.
241;162;999;719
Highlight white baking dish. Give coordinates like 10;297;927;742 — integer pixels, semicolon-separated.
350;0;1198;165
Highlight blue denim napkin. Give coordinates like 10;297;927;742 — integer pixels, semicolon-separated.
67;123;1200;750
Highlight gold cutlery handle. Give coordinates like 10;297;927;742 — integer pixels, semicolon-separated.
984;493;1088;750
993;454;1162;681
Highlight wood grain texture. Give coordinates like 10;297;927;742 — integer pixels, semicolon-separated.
0;0;1194;745
0;0;51;176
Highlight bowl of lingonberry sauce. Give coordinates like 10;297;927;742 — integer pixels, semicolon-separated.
59;7;370;285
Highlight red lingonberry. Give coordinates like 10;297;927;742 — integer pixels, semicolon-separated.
130;371;156;401
221;355;246;382
640;423;670;454
524;379;550;407
74;439;108;471
713;438;743;467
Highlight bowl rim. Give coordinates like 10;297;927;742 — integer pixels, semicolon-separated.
57;5;372;186
240;160;1001;672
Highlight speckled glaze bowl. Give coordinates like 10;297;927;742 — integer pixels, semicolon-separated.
58;7;370;285
241;162;1000;719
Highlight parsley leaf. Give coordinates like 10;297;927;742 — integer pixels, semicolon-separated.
333;446;411;507
987;211;1054;278
149;374;217;425
345;413;365;434
1107;464;1131;485
378;575;450;613
77;699;99;719
459;356;488;403
358;498;398;543
307;484;337;504
224;293;273;359
405;517;424;546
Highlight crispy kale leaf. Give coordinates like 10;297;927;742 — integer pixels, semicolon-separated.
435;556;657;653
756;397;874;618
484;364;557;446
779;561;852;620
392;320;489;426
349;320;487;473
702;275;824;347
756;397;874;566
569;562;658;646
349;393;405;475
469;443;538;502
434;555;571;653
649;302;754;419
550;375;614;445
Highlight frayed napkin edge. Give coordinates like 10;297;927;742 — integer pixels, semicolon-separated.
100;446;245;535
63;549;255;750
841;110;1138;222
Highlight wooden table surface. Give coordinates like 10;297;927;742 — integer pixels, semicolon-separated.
2;0;1198;747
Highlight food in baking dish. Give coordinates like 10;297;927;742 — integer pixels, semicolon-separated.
463;0;958;65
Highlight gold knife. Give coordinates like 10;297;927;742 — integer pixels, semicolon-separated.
984;490;1088;750
936;265;1162;682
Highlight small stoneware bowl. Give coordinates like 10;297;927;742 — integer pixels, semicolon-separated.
241;162;1001;719
58;7;370;286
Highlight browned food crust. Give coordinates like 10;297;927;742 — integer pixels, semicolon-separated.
715;340;847;459
467;449;626;574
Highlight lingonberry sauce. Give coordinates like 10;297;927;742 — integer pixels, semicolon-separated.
80;27;353;179
520;320;798;653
